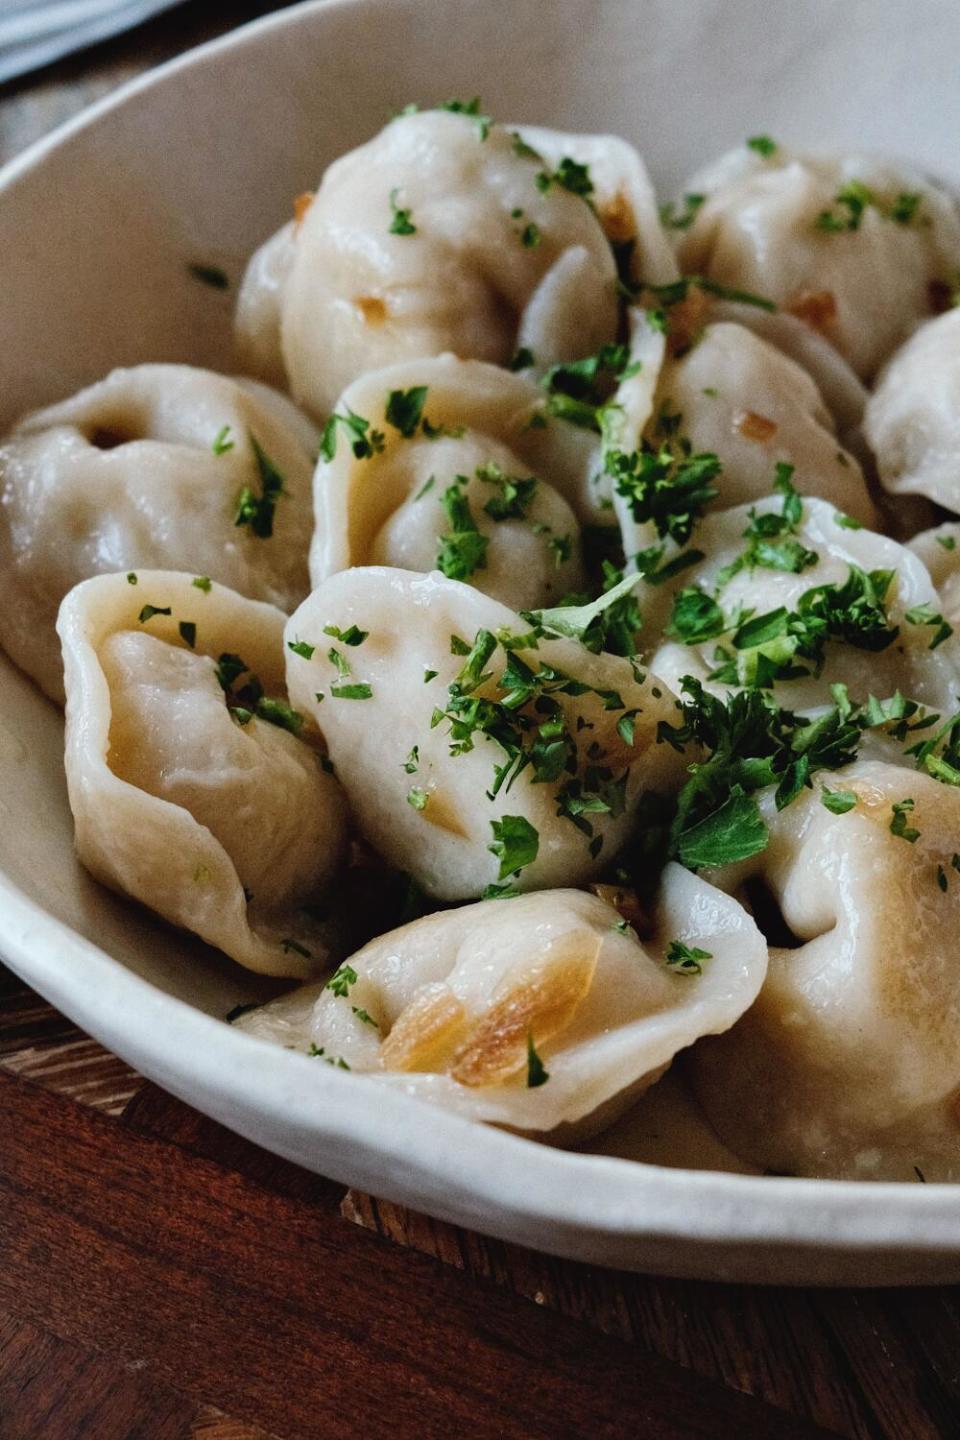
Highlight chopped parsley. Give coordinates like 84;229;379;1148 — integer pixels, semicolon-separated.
746;134;778;157
541;344;640;433
178;621;197;649
659;192;705;231
525;571;642;656
407;787;429;810
225;1001;258;1024
890;798;920;843
138;604;171;623
126;572;137;585
192;575;212;593
319;408;386;461
833;513;863;531
821;787;857;814
234;436;286;538
936;534;957;552
608;438;721;547
212;425;234;455
331;682;373;700
439;96;491;139
488;814;539;881
714;465;818;588
288;639;316;659
282;938;313;959
815;182;925;233
188;262;228;289
323;623;368;646
664;940;712;975
526;1030;550;1087
255;697;304;734
477;461;539;520
215;652;305;732
437;482;489;580
644;274;777;314
904;603;953;650
535;156;594;200
326;962;358;998
509;346;536;371
403;745;420;773
385;386;428;436
388;187;416;235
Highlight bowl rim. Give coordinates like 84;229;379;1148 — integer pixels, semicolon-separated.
1;0;958;1278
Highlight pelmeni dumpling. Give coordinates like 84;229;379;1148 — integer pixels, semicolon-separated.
58;571;348;978
659;321;873;520
677;142;960;379
909;522;960;627
284;567;688;901
865;308;960;515
237;110;619;417
0;364;318;702
641;494;960;713
706;299;868;443
690;761;960;1180
603;312;874;571
235;222;297;388
311;355;609;607
513;125;678;286
236;875;767;1139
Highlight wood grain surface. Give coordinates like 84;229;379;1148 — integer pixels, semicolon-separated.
1;7;960;1438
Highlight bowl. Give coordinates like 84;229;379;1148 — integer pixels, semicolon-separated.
2;0;960;1285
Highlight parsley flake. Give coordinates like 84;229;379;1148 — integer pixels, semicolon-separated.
488;815;539;880
212;425;234;455
388;187;417;235
526;1030;550;1087
138;604;171;624
664;940;712;975
234;435;286;538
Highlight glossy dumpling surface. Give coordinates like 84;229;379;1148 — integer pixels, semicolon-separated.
237;873;767;1138
691;761;960;1180
641;494;960;713
677;144;960;379
311;354;614;608
865;308;960;514
285;566;688;900
58;571;348;977
0;364;317;701
243;110;619;417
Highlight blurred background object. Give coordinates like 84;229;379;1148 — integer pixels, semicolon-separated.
0;0;191;85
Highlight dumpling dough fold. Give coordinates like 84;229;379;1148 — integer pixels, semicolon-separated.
0;364;318;702
237;874;767;1140
58;571;348;978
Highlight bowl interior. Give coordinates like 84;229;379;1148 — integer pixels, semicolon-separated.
3;0;960;1280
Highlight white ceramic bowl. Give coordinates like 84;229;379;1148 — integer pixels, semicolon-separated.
3;0;960;1285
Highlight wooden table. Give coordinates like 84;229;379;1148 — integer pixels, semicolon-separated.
1;8;959;1438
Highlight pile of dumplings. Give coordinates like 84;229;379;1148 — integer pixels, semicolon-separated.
7;105;960;1183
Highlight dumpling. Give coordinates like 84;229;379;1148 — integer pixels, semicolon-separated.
58;570;348;978
677;141;960;379
235;221;297;388
690;760;960;1180
865;308;960;515
236;109;619;417
311;354;608;609
512;124;678;286
640;493;960;714
0;364;318;702
656;321;873;519
601;311;874;571
909;522;960;626
235;874;767;1140
284;566;688;900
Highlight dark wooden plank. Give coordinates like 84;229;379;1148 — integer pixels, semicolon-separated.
0;1070;832;1440
0;1305;193;1440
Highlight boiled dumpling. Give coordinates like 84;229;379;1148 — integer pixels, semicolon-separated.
236;874;767;1140
512;124;678;286
909;522;960;626
236;109;620;417
640;493;960;713
601;312;874;572
284;566;688;900
677;141;960;379
311;355;607;608
235;222;297;388
865;308;960;515
0;364;318;702
58;570;348;978
690;760;960;1180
